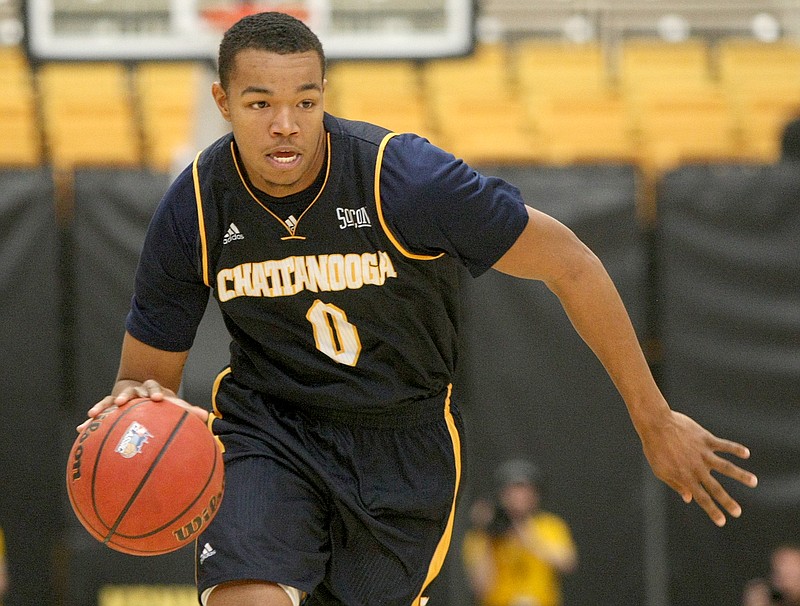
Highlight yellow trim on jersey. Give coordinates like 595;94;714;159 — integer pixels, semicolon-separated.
414;384;461;605
208;366;231;453
230;135;331;239
374;132;445;261
192;150;211;287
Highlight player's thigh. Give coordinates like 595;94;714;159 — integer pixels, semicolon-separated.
197;439;330;596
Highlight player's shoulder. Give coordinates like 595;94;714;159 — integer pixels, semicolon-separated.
325;112;392;147
324;112;450;164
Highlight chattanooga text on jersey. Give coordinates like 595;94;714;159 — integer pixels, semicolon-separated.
216;251;398;301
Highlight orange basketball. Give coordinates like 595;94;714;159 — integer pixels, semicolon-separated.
66;398;224;556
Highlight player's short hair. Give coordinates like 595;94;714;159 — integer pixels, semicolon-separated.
217;11;326;90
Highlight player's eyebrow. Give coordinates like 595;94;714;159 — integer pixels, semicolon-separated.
240;82;322;96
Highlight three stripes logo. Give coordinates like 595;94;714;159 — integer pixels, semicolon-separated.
223;223;244;245
199;542;216;564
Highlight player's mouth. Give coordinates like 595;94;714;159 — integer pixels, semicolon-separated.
267;150;302;169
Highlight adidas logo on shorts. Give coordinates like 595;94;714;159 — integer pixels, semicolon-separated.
199;542;217;564
223;223;244;245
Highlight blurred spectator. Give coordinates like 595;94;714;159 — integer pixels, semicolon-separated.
780;117;800;161
743;544;800;606
462;459;577;606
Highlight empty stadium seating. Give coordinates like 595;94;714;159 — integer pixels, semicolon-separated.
0;47;42;166
617;37;716;97
530;90;638;164
134;62;203;170
37;62;141;168
326;60;433;138
514;40;609;98
1;33;799;172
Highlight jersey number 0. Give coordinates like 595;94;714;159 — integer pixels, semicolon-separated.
306;299;362;366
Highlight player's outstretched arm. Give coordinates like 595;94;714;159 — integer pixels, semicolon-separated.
77;331;207;431
492;206;758;526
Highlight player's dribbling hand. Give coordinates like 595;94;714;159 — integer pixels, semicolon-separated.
77;379;209;432
639;409;758;527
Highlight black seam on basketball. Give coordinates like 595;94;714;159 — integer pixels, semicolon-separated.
103;410;190;544
90;400;149;530
110;423;223;542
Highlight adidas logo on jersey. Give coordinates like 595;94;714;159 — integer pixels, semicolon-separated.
223;223;244;245
199;542;216;564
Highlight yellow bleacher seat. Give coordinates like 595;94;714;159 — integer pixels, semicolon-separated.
38;62;130;96
327;60;420;94
0;110;42;167
0;45;30;73
423;43;512;102
135;62;203;170
0;46;42;166
336;94;431;137
716;38;800;86
715;38;800;160
431;96;539;164
38;62;141;168
439;127;540;166
632;90;744;171
618;38;713;94
733;85;800;161
515;40;608;98
325;60;430;136
531;90;637;164
46;126;140;168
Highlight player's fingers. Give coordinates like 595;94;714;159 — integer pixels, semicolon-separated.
77;396;118;432
711;454;759;489
711;436;751;461
139;379;166;399
163;396;209;423
702;473;742;520
691;481;727;527
81;395;118;425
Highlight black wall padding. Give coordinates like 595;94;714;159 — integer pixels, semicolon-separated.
70;169;171;412
449;164;648;606
0;170;62;606
64;169;198;605
657;162;800;605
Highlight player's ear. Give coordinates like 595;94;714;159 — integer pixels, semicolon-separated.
212;82;232;122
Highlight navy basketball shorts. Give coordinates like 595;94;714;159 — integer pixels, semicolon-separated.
196;375;464;606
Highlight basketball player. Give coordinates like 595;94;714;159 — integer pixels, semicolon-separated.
79;12;758;606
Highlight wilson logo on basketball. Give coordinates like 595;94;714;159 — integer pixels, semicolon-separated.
114;421;154;458
172;490;224;542
70;409;114;481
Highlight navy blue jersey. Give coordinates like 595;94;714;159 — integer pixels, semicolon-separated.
127;114;528;414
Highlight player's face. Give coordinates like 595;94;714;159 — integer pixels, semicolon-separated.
212;49;326;198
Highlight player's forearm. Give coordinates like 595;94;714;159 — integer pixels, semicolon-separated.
545;249;671;434
114;331;189;395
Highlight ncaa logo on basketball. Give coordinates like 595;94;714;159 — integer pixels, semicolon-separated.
115;421;154;458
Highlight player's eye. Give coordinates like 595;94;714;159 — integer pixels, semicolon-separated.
299;100;315;109
250;100;269;109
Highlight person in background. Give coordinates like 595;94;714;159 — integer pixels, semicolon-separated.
743;545;800;606
463;460;577;606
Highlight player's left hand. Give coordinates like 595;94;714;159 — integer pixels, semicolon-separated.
639;409;758;527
